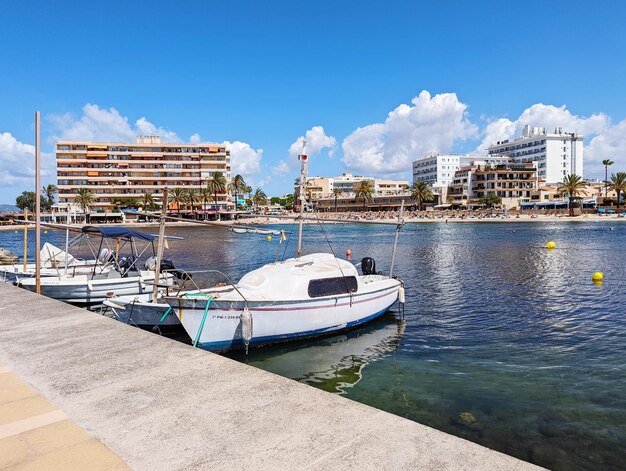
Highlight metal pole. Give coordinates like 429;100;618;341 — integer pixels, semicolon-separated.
153;188;168;302
35;111;41;295
389;200;404;278
296;139;307;258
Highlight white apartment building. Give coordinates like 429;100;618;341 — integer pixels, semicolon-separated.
302;173;409;199
487;125;584;183
412;153;509;190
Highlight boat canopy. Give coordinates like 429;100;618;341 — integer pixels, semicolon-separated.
81;226;157;241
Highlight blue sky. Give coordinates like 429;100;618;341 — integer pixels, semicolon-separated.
1;0;626;203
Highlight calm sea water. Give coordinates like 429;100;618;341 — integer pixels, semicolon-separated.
2;221;626;470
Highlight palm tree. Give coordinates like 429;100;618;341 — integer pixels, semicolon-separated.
608;172;626;209
186;188;199;214
355;181;374;210
252;188;267;211
141;192;155;211
207;171;228;220
229;174;247;210
410;182;434;211
41;184;58;212
602;159;614;198
170;187;187;217
557;174;587;216
198;188;213;219
74;188;94;222
332;188;342;213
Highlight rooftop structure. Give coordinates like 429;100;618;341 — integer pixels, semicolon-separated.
487;125;584;183
56;136;232;214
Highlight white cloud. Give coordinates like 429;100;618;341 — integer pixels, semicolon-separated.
189;133;202;144
225;141;264;180
49;104;181;143
288;126;337;160
0;132;55;190
341;90;478;176
477;103;609;152
586;118;626;178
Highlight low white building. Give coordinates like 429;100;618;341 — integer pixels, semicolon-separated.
486;125;584;183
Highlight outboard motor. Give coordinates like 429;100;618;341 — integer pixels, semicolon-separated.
118;256;136;275
361;257;376;275
160;259;175;271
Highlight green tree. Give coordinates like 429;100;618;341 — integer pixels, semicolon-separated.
186;188;199;213
15;191;37;213
207;171;228;220
252;188;267;211
355;181;374;210
141;192;155;211
284;193;294;209
74;188;94;222
113;197;140;209
229;174;247;210
332;188;342;213
198;188;213;218
608;172;626;209
602;159;614;198
479;194;502;208
41;184;57;212
410;182;434;211
170;187;187;217
557;174;587;216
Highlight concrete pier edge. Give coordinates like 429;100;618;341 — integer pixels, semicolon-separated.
0;283;542;470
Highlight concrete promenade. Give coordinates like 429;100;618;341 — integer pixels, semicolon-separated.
0;283;543;470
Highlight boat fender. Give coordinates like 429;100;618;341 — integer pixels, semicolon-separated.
398;286;405;304
87;281;94;291
241;307;253;347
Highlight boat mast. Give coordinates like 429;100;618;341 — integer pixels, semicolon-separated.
35;111;41;295
296;139;308;258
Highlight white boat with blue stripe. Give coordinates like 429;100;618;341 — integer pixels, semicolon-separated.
167;253;402;351
166;139;405;352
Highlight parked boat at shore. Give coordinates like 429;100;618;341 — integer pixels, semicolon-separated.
165;142;405;352
15;226;174;307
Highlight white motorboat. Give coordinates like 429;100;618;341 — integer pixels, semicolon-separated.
167;254;402;351
102;292;181;328
166;142;405;352
230;227;248;234
0;242;104;283
15;226;174;307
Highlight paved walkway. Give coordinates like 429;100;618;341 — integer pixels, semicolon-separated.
0;362;130;470
0;283;543;470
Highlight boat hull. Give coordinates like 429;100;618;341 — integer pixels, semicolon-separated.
105;298;180;327
171;281;401;351
16;273;169;307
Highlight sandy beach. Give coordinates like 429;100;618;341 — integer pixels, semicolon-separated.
1;211;625;232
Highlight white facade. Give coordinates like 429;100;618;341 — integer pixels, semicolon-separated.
412;153;508;188
303;173;408;199
486;125;584;183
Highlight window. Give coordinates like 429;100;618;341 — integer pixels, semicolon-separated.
308;276;358;298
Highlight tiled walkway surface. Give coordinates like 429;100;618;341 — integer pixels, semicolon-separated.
0;362;130;471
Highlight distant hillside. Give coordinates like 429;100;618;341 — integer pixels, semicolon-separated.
0;204;19;212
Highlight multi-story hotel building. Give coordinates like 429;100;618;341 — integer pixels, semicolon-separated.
448;162;538;208
295;173;409;212
486;125;584;183
56;136;232;214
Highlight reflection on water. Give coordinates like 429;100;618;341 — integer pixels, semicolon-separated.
3;221;626;470
227;314;405;395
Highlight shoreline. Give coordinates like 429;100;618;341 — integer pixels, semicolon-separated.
1;213;626;231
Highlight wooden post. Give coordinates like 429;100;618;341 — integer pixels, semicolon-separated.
152;188;169;302
35;111;41;294
23;208;28;272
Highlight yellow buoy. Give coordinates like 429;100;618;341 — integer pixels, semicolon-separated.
592;272;604;282
545;241;556;249
44;230;48;234
266;235;272;241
